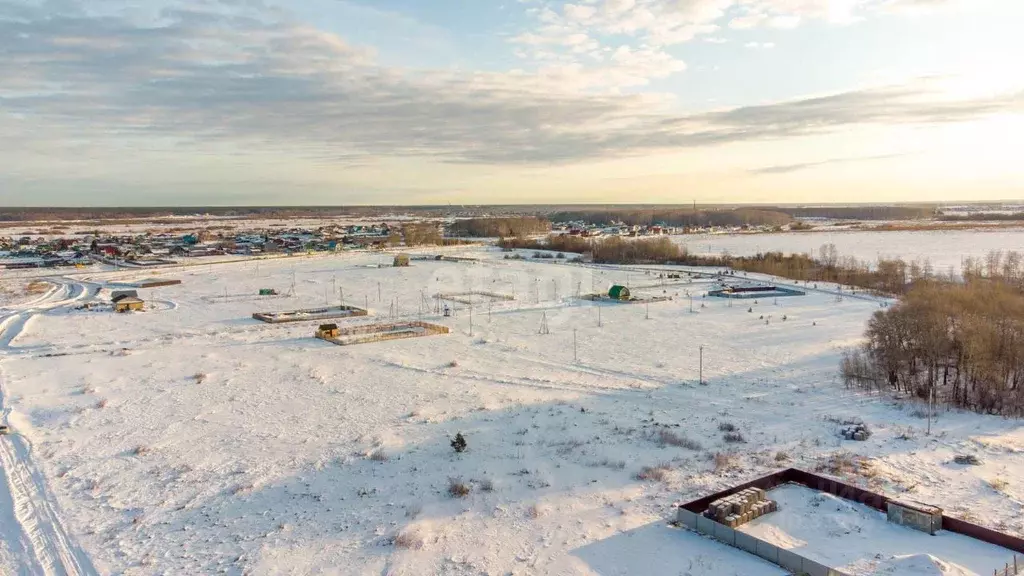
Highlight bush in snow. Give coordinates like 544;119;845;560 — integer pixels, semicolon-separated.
451;432;467;453
635;463;672;482
448;477;471;498
655;428;702;451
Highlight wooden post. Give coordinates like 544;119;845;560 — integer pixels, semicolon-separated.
699;345;704;385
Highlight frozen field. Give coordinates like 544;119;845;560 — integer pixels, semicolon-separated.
0;247;1022;575
673;227;1024;273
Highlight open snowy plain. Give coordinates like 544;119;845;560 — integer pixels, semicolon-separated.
1;247;1022;575
673;227;1024;275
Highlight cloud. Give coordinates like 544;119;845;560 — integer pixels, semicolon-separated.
748;153;911;175
1;0;1019;169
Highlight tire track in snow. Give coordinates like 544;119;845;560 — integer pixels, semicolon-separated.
0;277;98;576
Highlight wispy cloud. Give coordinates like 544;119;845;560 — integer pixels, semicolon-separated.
748;153;912;175
1;0;1018;168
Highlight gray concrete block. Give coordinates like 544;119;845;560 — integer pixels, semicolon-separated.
678;509;698;530
755;539;779;564
777;548;805;573
802;559;833;576
696;515;716;536
735;531;758;555
713;522;736;546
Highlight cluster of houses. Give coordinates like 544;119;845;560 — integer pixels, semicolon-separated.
0;223;401;269
553;223;683;237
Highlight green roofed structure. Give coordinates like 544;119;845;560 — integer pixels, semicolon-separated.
609;285;631;300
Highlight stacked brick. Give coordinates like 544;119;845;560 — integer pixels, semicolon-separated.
703;487;778;528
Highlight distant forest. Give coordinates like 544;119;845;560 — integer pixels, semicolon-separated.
447;217;551;238
0;204;944;223
548;208;793;228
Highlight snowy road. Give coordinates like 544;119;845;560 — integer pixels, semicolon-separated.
0;278;98;576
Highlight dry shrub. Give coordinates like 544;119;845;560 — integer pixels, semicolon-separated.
656;429;702;451
393;525;426;549
368;448;388;462
233;483;255;496
815;452;875;478
774;451;790;462
712;452;739;472
635;463;672;482
95;399;108;409
25;281;50;295
527;503;547;519
405;503;423;519
988;478;1009;492
588;458;626;470
722;432;746;443
192;372;207;384
447;360;458;368
132;445;150;456
478;478;495;492
718;422;737;432
448;477;471;498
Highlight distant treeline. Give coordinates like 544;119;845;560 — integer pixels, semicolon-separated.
448;217;551;238
549;208;792;228
766;206;935;220
939;212;1024;222
842;259;1024;416
502;235;973;297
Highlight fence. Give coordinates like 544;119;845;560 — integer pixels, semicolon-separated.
435;291;516;305
676;468;1024;575
994;555;1021;576
252;305;369;324
676;508;849;576
317;321;450;346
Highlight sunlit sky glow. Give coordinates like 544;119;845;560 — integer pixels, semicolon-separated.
1;0;1022;205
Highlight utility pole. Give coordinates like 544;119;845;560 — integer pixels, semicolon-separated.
573;328;578;363
645;300;650;320
469;302;473;337
699;345;704;385
598;304;602;328
689;293;693;313
377;281;382;303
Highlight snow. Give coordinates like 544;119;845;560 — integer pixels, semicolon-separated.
672;227;1024;274
740;484;1016;575
0;245;1022;575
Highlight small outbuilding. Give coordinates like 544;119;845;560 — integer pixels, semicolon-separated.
113;295;145;313
393;254;411;267
259;288;278;296
608;285;631;301
316;323;340;339
111;289;139;302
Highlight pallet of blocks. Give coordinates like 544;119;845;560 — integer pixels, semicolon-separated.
703;487;778;528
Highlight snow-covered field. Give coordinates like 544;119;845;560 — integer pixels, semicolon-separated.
0;247;1022;575
673;228;1024;274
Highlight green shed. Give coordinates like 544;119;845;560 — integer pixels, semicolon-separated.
609;285;631;300
259;288;278;296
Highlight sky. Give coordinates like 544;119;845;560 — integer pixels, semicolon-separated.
1;0;1022;206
